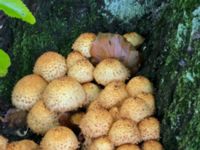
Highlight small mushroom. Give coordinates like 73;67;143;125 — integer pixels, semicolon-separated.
0;135;8;150
94;58;130;86
33;51;67;81
72;33;96;58
66;51;86;68
138;117;160;141
89;136;114;150
12;74;47;110
116;144;141;150
142;140;163;150
109;107;121;121
40;126;79;150
108;119;141;146
7;140;38;150
123;32;144;47
43;76;86;112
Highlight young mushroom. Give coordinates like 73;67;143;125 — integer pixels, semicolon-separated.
142;140;163;150
94;58;130;86
40;126;79;150
7;140;38;150
12;74;47;110
0;135;8;150
27;100;59;135
33;51;67;81
66;51;86;68
89;136;114;150
43;76;86;112
116;144;141;150
138;117;160;141
72;33;96;58
123;32;145;47
108;119;141;146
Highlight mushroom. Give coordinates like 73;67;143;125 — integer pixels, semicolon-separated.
0;135;8;150
80;109;113;138
12;74;47;110
108;119;141;146
123;32;144;47
138;117;160;141
126;76;153;97
89;136;114;150
87;99;103;111
33;51;67;81
98;81;128;109
116;144;141;150
72;33;96;58
68;59;94;83
136;93;155;115
120;97;152;123
7;140;38;150
40;126;79;150
43;76;86;112
70;112;85;126
94;58;130;86
27;100;59;135
82;83;101;106
109;107;121;121
142;140;163;150
66;51;86;68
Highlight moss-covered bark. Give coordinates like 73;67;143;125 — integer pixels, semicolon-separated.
0;0;200;149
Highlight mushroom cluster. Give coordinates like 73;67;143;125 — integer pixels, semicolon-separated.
1;32;163;150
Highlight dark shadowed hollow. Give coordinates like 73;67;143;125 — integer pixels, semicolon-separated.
0;0;200;149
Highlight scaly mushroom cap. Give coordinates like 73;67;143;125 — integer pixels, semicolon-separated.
12;74;47;110
89;137;114;150
98;81;128;109
66;51;86;68
142;140;163;150
0;135;8;150
108;119;141;146
43;76;86;112
120;97;151;123
87;100;103;111
7;140;38;150
68;59;94;83
82;83;101;106
109;107;121;121
33;51;67;81
138;117;160;141
126;76;153;97
123;32;144;47
94;58;130;86
27;100;59;135
72;33;96;58
136;93;155;115
116;144;141;150
80;109;113;138
40;126;79;150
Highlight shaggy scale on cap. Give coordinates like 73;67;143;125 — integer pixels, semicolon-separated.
72;33;96;58
7;140;38;150
80;109;113;138
89;137;114;150
116;144;141;150
43;76;86;112
108;119;141;146
138;117;160;141
142;140;163;150
40;126;79;150
33;51;67;81
27;100;59;135
120;97;152;123
66;51;86;68
94;58;130;86
12;74;47;110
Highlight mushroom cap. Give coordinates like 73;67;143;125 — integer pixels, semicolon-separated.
0;135;8;150
27;100;59;135
116;144;141;150
120;97;151;123
94;58;130;86
66;51;86;68
12;74;47;110
82;83;101;106
108;119;141;146
89;137;114;150
33;51;67;81
70;112;85;126
126;76;153;97
87;99;103;111
72;33;96;58
98;81;128;109
80;109;113;138
109;107;120;121
43;76;86;112
136;93;155;115
142;140;163;150
123;32;144;47
7;140;38;150
138;117;160;141
40;126;79;150
68;59;94;83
